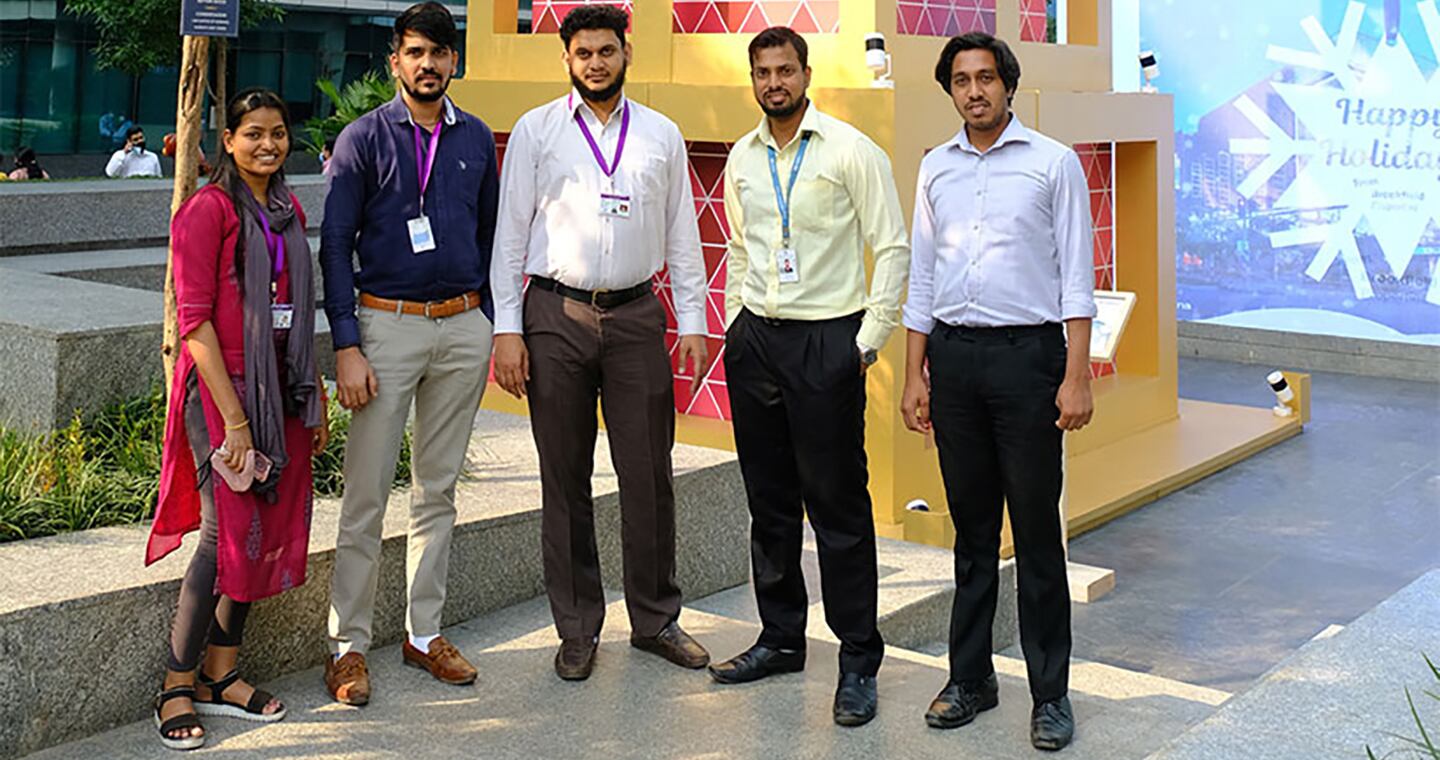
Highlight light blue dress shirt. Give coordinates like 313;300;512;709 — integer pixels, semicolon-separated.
902;115;1098;334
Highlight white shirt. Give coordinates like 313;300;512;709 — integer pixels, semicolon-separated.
903;115;1097;333
491;90;707;336
106;148;163;178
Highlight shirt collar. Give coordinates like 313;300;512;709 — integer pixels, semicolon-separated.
568;88;629;128
945;112;1031;156
387;94;458;127
755;99;825;150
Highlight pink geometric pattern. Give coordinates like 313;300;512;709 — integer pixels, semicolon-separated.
896;0;996;37
1018;0;1048;42
1075;141;1116;377
671;1;840;34
530;1;634;34
655;141;734;419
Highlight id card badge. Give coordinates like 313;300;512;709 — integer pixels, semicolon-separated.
600;193;632;219
271;304;294;330
776;247;800;283
408;216;436;254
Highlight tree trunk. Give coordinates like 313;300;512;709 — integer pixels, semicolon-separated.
162;35;210;393
213;38;228;157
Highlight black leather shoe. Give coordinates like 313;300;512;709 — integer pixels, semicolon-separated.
1031;695;1074;751
554;638;597;682
707;645;805;684
833;673;878;727
925;674;1000;729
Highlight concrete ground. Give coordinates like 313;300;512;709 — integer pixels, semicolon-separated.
29;595;1223;760
1066;358;1440;693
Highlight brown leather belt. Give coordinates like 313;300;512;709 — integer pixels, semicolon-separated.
359;290;481;319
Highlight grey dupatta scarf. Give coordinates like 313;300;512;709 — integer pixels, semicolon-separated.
237;181;322;498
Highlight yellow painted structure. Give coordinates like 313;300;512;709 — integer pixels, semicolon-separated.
463;0;1304;554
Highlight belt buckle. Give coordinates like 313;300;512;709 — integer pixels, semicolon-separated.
424;301;434;319
590;288;609;307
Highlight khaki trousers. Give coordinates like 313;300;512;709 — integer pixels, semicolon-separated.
328;305;492;655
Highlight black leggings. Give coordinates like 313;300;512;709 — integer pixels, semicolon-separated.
166;370;252;672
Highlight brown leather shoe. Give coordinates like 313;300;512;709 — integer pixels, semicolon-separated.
555;637;597;681
631;621;710;669
325;652;370;706
402;636;477;685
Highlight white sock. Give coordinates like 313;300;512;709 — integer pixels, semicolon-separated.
410;633;440;652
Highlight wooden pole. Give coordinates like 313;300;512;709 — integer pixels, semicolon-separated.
213;38;227;158
162;35;210;392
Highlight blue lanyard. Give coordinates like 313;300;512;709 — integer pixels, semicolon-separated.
767;133;811;247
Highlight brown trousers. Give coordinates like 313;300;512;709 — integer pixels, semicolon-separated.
524;285;681;641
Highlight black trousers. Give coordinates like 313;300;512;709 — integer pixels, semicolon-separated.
928;322;1071;703
724;308;884;676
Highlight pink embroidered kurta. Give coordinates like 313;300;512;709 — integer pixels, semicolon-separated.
147;184;315;603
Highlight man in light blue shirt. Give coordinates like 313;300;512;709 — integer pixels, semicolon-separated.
900;32;1096;752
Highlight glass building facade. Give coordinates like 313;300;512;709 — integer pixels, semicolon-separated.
0;0;466;159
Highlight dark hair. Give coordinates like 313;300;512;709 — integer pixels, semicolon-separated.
559;4;628;50
208;87;292;287
323;136;337;153
748;26;808;69
15;147;39;170
394;2;458;51
125;125;145;141
934;32;1021;100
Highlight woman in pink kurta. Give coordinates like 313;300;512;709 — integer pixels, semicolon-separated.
147;88;326;751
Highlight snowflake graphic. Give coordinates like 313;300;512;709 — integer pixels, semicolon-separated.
1230;0;1440;304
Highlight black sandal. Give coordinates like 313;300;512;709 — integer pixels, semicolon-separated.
154;686;205;751
195;668;287;723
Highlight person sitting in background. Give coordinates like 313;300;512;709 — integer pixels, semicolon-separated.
106;126;163;178
163;133;212;176
8;148;50;180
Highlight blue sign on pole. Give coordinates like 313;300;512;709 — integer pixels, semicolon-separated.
180;0;239;37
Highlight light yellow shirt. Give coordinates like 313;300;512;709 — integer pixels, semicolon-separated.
723;104;910;351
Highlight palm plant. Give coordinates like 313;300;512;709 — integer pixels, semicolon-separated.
301;71;398;155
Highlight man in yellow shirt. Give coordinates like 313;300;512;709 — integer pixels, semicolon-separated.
707;26;910;728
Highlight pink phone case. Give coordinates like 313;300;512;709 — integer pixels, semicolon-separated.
210;449;273;492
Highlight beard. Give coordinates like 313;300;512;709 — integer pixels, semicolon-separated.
402;71;450;103
962;100;1008;132
571;63;627;104
761;93;806;119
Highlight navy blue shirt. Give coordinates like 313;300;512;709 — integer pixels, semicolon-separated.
321;96;499;349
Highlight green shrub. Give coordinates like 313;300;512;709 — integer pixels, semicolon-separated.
0;386;411;543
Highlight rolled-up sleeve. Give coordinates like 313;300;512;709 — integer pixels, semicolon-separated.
172;191;226;338
902;163;938;335
1052;151;1098;321
320;122;368;349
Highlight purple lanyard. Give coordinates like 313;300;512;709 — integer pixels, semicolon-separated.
255;207;285;286
572;98;630;178
413;120;443;213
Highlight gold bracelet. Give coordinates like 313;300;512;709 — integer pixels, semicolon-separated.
224;418;250;431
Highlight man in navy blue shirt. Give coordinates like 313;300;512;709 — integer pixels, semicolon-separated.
321;1;498;706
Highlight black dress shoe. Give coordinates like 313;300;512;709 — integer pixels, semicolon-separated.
707;645;805;684
1031;695;1074;751
833;673;878;727
631;621;710;669
554;637;597;682
925;674;1000;729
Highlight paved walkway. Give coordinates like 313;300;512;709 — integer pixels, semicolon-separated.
30;594;1224;760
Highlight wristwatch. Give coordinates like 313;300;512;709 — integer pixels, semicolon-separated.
860;346;879;367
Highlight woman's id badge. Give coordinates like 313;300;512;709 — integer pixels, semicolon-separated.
408;216;436;253
271;304;294;330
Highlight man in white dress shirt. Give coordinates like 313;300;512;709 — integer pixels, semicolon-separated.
490;4;712;683
105;126;163;178
900;32;1095;751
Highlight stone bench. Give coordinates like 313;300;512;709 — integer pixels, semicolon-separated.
0;409;751;758
0;268;334;431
